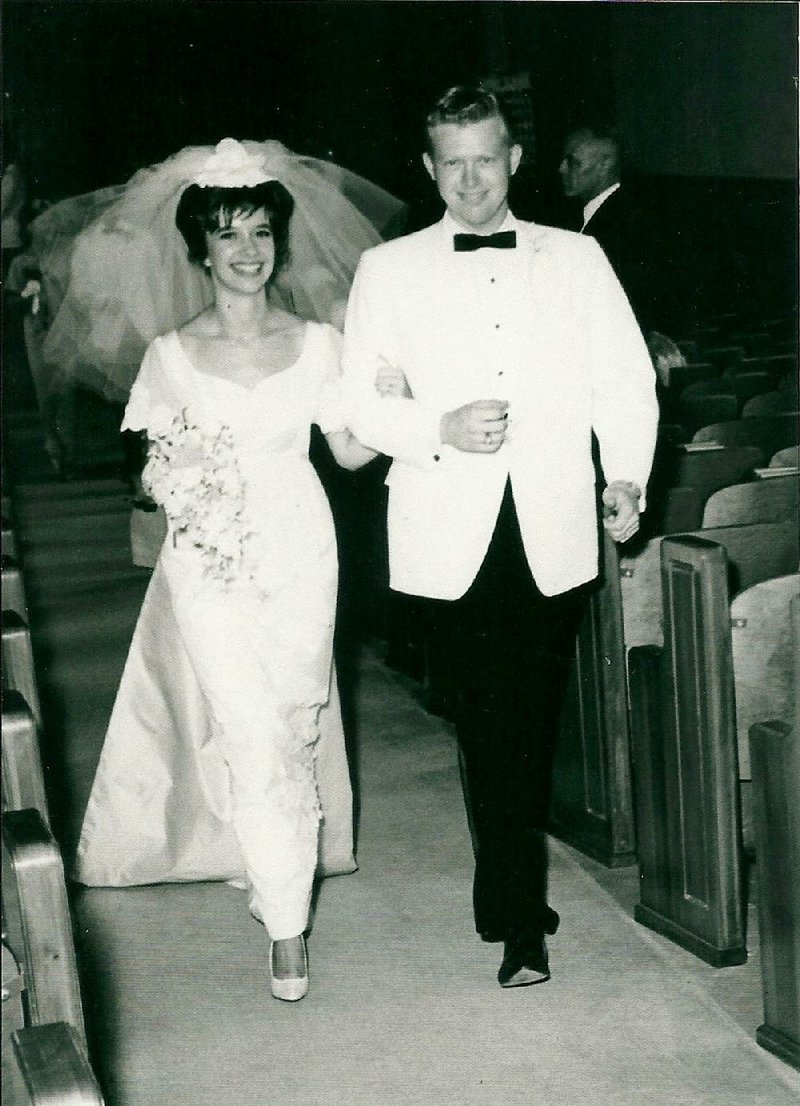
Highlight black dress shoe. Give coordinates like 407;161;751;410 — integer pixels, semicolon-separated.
542;906;560;936
497;934;550;988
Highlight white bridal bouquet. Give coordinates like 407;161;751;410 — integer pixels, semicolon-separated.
142;410;255;587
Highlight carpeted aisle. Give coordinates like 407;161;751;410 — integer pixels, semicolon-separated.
10;449;800;1106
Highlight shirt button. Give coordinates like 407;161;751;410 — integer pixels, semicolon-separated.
494;324;500;330
490;278;496;284
433;454;440;462
498;371;504;376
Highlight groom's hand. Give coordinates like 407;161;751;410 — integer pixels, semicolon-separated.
602;481;642;543
440;400;509;453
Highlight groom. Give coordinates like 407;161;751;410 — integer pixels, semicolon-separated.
343;85;658;987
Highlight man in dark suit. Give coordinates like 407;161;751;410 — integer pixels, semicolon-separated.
559;125;683;387
559;125;658;331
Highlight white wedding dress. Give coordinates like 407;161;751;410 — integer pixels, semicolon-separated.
75;322;357;940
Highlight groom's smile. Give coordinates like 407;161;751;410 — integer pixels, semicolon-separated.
422;114;522;234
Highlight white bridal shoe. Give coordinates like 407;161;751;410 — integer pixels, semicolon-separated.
269;937;309;1002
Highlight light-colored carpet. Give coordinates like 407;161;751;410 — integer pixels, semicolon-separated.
12;462;800;1106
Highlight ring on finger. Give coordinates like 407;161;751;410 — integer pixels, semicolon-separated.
485;431;492;443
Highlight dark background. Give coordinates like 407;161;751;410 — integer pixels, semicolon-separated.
4;0;798;326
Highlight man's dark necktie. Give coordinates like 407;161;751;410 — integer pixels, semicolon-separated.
453;230;517;252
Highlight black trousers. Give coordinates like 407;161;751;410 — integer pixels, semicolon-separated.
425;482;590;942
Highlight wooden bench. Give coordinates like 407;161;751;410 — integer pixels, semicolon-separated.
2;809;86;1048
629;538;798;966
749;597;800;1071
552;519;798;868
2;690;49;826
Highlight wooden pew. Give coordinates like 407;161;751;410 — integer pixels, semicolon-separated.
621;518;798;654
10;1023;105;1105
552;519;798;868
629;536;798;966
2;690;49;826
732;575;800;842
2;809;86;1048
2;612;43;727
748;596;800;1071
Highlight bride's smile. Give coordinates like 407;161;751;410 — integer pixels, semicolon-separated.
206;209;276;292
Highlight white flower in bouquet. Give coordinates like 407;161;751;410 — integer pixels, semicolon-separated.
143;409;257;588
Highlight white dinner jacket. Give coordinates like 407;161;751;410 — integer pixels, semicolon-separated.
342;214;658;600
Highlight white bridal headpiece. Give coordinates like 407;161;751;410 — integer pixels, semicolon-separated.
29;139;406;402
190;138;277;189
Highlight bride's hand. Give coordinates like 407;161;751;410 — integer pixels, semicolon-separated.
375;361;412;398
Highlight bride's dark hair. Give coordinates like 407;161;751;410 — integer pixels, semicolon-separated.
175;181;294;274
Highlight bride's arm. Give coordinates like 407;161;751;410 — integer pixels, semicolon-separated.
324;362;412;469
324;429;378;471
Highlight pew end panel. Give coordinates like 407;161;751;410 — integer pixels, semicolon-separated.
630;537;748;966
2;611;43;726
1;690;50;826
11;1023;105;1105
2;809;86;1048
2;557;29;622
2;517;20;561
551;534;637;867
749;720;800;1072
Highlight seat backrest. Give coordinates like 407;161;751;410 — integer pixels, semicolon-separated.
672;445;763;499
742;390;798;418
667;362;719;395
678;394;738;435
731;371;773;406
731;574;800;779
702;345;745;373
701;474;798;528
693;414;798;459
769;445;799;468
740;352;798;382
681;377;733;400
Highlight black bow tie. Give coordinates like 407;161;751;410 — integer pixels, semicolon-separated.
453;230;517;252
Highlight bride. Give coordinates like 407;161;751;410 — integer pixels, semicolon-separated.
72;139;405;1002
